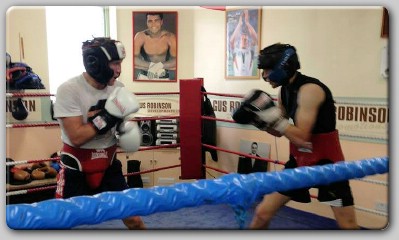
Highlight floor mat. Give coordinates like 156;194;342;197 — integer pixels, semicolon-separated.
73;203;340;230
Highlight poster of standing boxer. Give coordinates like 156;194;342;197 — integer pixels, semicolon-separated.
225;8;261;79
133;11;178;82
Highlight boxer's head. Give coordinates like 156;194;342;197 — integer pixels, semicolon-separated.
258;43;300;87
82;37;126;85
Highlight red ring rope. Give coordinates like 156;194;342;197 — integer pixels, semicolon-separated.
7;145;181;167
136;144;180;151
203;165;229;174
134;92;179;95
202;91;277;102
26;185;57;193
202;92;244;98
6;157;60;166
6;93;55;97
6;186;56;197
7;117;181;128
124;164;181;177
7;122;59;128
201;115;235;124
6;92;180;98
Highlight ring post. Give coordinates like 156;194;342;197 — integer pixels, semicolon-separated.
179;78;203;179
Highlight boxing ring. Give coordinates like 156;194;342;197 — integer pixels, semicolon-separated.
6;79;389;229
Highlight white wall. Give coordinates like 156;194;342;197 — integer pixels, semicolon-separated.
193;6;388;98
6;6;49;89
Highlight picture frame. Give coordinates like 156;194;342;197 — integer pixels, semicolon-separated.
381;7;388;38
132;11;178;82
237;139;270;174
225;8;261;79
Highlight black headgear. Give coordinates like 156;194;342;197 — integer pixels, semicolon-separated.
82;37;126;85
258;43;300;86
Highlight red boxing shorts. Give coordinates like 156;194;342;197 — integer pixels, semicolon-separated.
59;144;117;189
290;130;344;167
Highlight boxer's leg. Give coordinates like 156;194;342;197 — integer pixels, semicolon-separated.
316;159;359;229
250;192;291;229
331;206;359;229
123;216;146;230
101;159;146;230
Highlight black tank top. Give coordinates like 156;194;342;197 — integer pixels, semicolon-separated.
280;72;336;134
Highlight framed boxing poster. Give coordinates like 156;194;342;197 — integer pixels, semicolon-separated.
380;7;388;38
132;11;178;82
237;140;270;174
225;8;261;79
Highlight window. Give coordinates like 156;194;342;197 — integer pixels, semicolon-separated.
45;6;106;96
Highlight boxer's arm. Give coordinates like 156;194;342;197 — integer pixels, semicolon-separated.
60;115;97;147
55;85;98;147
284;83;325;149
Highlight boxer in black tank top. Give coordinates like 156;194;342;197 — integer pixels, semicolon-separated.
247;43;359;230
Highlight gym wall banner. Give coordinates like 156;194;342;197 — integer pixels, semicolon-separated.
135;95;180;117
334;99;388;144
208;95;388;144
6;96;54;123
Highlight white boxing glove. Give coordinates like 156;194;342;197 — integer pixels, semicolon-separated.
105;87;140;118
148;62;165;79
255;107;289;134
118;121;142;152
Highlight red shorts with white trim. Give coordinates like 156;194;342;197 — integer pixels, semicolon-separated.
55;144;127;198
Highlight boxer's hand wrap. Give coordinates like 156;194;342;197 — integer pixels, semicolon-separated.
88;109;120;135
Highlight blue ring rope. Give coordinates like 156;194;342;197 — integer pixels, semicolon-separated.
6;156;388;229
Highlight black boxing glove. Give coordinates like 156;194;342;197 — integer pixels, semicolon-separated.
88;109;121;135
12;98;28;121
232;89;276;128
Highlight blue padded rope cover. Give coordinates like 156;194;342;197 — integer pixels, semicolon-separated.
7;157;388;229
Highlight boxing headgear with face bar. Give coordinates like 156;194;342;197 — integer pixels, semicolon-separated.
258;44;300;86
82;38;126;85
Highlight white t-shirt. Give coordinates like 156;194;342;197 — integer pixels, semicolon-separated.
233;48;253;76
54;74;124;149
